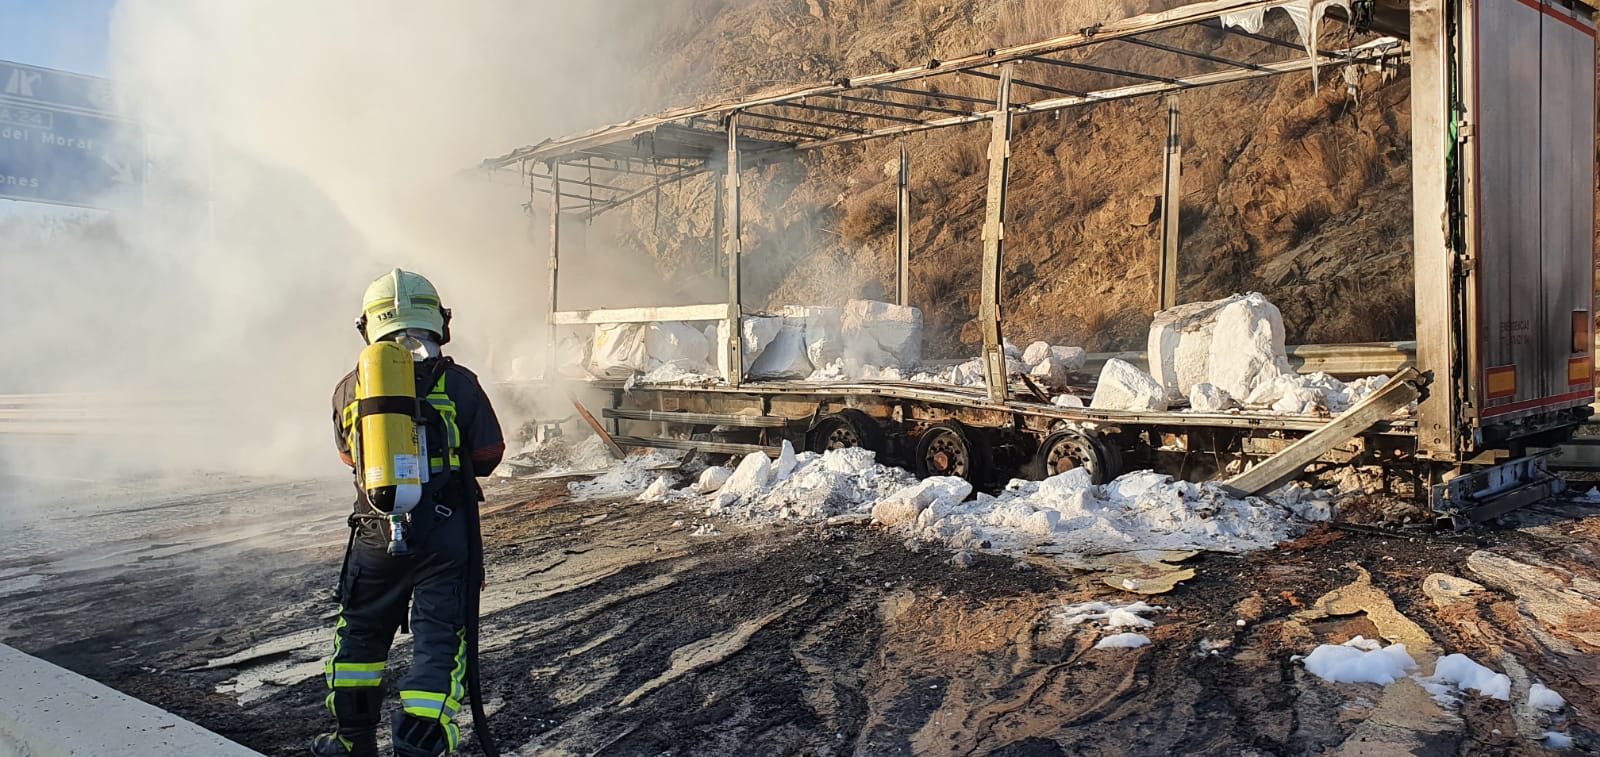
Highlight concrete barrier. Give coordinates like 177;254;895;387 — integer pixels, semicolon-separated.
0;643;263;757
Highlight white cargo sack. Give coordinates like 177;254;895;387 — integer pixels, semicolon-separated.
1207;293;1292;400
644;321;712;373
1147;294;1244;400
748;320;814;379
1051;345;1087;371
842;299;923;371
1091;358;1169;411
716;316;784;379
588;324;649;379
1189;383;1233;412
781;305;844;368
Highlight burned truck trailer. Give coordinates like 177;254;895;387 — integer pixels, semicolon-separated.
482;0;1597;523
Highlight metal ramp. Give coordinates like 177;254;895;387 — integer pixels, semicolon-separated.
1433;454;1567;528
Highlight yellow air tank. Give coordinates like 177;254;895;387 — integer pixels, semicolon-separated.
356;340;422;514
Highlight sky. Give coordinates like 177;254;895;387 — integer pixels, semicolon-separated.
0;0;114;218
0;0;113;76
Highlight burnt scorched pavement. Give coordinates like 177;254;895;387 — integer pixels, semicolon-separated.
3;476;1600;756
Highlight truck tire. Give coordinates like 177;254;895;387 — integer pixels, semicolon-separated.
1028;427;1120;484
808;409;886;455
915;421;991;486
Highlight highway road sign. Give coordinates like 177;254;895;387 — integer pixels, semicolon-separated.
0;60;142;208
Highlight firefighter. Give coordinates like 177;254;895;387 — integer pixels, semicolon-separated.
314;269;505;757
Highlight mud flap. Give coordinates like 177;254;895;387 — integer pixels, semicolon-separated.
1433;453;1566;529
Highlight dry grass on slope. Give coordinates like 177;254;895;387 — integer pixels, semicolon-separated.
595;0;1419;357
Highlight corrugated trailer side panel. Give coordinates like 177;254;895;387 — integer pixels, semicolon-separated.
1471;0;1544;416
1468;0;1596;428
1540;4;1596;402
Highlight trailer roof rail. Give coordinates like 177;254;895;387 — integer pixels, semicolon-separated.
481;0;1409;203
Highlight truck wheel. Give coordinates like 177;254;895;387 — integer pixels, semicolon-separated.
915;421;990;485
808;409;885;454
1030;428;1119;484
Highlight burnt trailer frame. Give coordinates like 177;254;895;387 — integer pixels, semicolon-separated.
482;0;1598;521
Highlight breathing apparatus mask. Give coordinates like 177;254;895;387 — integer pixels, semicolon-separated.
389;329;443;362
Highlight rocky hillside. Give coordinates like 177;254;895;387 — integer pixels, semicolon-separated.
582;0;1512;356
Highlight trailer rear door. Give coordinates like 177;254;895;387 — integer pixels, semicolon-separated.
1466;0;1596;428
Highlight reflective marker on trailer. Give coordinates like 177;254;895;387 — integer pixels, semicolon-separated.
1569;356;1593;387
1486;365;1518;400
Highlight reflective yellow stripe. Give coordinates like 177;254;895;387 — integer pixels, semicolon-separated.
324;610;347;688
325;610;385;688
447;629;467;713
399;690;459;721
424;374;461;469
397;632;466;750
342;401;360;454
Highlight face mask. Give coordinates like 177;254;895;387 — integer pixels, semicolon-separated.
392;330;442;361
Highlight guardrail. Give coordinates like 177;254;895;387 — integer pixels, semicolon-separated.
0;393;207;437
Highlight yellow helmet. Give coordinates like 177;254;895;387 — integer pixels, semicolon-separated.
357;268;451;344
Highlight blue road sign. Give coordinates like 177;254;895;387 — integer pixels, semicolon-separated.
0;60;142;208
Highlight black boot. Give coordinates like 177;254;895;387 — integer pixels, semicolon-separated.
310;732;378;757
310;689;382;756
391;714;451;757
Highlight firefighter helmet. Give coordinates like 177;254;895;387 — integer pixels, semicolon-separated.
357;268;451;344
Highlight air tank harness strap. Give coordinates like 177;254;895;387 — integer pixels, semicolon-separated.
416;359;457;474
356;396;417;417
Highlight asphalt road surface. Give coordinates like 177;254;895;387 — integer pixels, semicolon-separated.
2;465;1599;756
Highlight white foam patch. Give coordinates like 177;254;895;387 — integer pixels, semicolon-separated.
1302;639;1418;685
1341;635;1383;651
496;434;613;477
900;469;1329;556
566;450;680;499
698;446;919;523
1425;653;1511;701
1529;682;1566;713
1093;633;1151;650
1543;731;1574;749
692;465;732;494
716;451;775;507
1056;600;1166;628
635;363;716;385
872;477;973;527
638;475;673;502
643;446;1328;562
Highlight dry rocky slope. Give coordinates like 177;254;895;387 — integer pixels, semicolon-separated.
585;0;1420;357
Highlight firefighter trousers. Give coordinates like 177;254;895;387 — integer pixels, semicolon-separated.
324;508;470;751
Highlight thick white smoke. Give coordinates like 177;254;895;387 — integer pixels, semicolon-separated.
2;1;684;479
